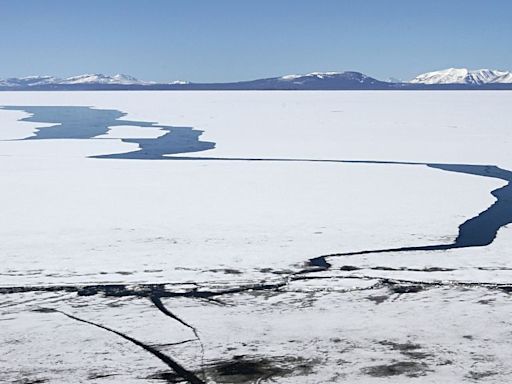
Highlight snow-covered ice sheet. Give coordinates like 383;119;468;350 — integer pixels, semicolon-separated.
0;91;510;285
1;91;511;383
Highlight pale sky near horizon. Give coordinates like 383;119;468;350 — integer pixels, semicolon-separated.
1;0;511;82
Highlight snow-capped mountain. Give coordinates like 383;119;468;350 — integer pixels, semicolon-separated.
0;73;153;87
0;75;61;87
276;71;385;87
230;71;390;90
410;68;512;85
60;73;151;85
280;71;360;81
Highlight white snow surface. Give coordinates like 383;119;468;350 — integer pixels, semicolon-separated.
94;125;166;139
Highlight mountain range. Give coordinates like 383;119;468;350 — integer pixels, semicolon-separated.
1;68;512;90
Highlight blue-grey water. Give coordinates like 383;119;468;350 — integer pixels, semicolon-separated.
1;105;215;158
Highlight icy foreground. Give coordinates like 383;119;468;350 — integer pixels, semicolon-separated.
1;91;512;383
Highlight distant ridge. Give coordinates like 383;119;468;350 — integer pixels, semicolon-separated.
0;74;157;88
1;69;512;90
411;68;512;85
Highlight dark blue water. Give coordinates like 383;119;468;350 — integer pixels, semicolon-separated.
1;105;215;158
308;162;512;263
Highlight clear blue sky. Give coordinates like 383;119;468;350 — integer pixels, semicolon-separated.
1;0;511;82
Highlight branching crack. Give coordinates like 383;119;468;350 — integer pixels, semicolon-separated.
43;308;206;384
150;294;206;380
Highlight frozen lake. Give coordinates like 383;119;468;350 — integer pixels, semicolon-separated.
1;91;512;383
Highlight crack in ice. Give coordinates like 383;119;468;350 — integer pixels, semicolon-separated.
41;308;206;384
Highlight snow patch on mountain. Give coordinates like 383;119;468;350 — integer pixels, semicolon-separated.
280;72;344;81
169;80;190;85
281;71;363;81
